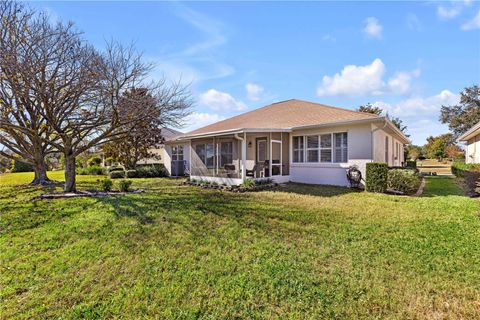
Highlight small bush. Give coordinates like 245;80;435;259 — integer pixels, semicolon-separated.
387;169;421;194
87;155;102;167
366;162;388;193
255;178;273;186
406;160;417;169
126;170;137;178
101;178;113;192
109;166;124;173
135;164;169;178
11;159;33;172
77;165;106;175
118;179;132;192
241;179;255;188
451;162;480;177
110;170;125;179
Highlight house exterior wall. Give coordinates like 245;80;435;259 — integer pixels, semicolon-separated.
372;125;405;166
289;123;373;187
465;135;480;164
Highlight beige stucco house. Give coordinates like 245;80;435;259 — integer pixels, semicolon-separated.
459;122;480;163
165;99;410;186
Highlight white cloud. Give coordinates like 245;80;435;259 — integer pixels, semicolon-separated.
322;34;336;42
461;10;480;30
437;6;461;19
182;112;225;133
372;90;460;144
316;58;420;97
363;17;382;39
199;89;247;111
406;13;422;31
245;83;264;101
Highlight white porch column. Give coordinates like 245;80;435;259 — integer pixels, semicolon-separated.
241;132;247;181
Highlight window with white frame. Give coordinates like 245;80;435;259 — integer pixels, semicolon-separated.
320;134;332;162
306;135;319;162
333;132;348;163
292;136;304;163
172;145;184;161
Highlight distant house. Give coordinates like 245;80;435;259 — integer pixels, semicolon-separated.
164;99;410;186
459;122;480;163
137;127;183;170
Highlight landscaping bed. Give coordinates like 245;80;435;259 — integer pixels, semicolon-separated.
184;177;278;192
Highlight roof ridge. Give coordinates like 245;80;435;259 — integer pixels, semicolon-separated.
290;99;380;118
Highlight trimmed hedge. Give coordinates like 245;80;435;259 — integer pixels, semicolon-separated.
109;166;124;173
451;162;480;177
11;159;33;172
110;171;125;179
77;165;106;175
135;164;169;178
87;155;102;167
126;170;137;178
387;169;421;194
406;160;417;169
366;162;388;193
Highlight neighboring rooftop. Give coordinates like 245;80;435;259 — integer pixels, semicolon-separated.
161;127;183;141
185;99;380;136
459;121;480;141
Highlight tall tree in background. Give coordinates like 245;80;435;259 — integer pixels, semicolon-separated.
0;1;57;184
390;116;410;138
440;85;480;138
423;133;455;160
102;87;190;169
357;103;383;115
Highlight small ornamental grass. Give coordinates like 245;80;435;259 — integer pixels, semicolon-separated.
101;178;113;192
118;179;132;192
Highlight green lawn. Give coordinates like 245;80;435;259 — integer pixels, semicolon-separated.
1;172;479;319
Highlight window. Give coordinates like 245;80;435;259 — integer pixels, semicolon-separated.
172;145;184;161
219;142;233;167
334;132;348;163
385;136;389;163
195;144;206;164
306;135;319;162
292;136;304;162
206;143;215;168
320;134;332;162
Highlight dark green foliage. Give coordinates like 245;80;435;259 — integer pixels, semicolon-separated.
118;179;132;192
135;164;168;178
109;171;125;179
10;159;33;172
101;178;113;192
126;170;137;178
440;85;480;138
87;155;102;167
387;169;421;194
108;166;124;173
406;160;417;169
366;162;388;193
451;162;480;177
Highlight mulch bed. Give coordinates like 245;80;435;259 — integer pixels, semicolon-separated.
183;181;278;193
35;189;144;200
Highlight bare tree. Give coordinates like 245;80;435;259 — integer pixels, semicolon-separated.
0;1;57;184
102;86;191;169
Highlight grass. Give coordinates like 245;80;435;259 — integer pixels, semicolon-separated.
1;171;479;319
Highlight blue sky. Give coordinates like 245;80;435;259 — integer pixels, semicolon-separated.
32;1;480;145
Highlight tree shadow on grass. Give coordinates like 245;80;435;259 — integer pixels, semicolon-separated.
277;182;361;198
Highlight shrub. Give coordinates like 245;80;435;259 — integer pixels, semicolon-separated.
366;162;388;193
11;159;33;172
241;179;255;188
135;164;169;178
255;178;273;186
108;166;124;173
105;157;115;166
101;178;113;192
406;160;417;169
126;170;137;178
77;165;106;175
87;155;102;167
110;170;125;179
451;162;480;177
387;169;421;194
118;179;132;192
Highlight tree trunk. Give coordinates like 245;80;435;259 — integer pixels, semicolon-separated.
64;154;76;192
31;159;50;185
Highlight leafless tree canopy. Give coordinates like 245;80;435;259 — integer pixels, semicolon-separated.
0;1;192;191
